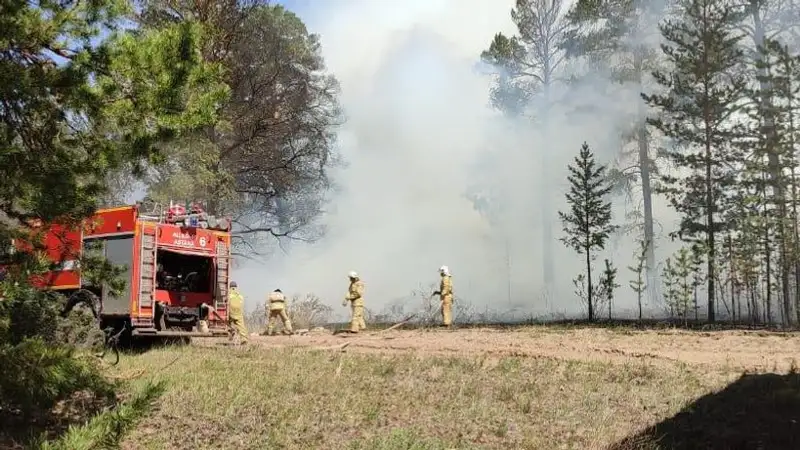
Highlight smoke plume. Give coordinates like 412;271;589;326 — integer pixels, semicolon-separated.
236;0;684;320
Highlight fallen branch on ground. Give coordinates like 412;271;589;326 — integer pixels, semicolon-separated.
316;314;417;352
108;354;182;381
327;314;417;378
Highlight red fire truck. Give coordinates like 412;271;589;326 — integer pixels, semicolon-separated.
0;202;234;338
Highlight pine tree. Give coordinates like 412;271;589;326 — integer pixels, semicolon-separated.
643;0;748;322
734;214;764;322
559;142;619;321
483;0;571;292
662;257;679;319
136;4;341;249
690;244;706;321
755;18;792;327
599;259;620;320
739;36;800;326
628;237;649;321
725;234;742;322
763;39;800;324
0;0;225;443
674;247;694;327
562;0;666;285
776;47;800;324
772;44;800;324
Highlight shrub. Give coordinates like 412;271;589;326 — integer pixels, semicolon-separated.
0;338;115;417
0;284;161;447
245;293;334;332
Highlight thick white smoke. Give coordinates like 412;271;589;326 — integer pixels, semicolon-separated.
235;0;685;320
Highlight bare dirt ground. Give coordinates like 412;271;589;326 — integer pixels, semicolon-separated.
199;325;800;373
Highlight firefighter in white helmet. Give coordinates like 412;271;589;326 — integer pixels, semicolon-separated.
432;265;453;327
342;271;366;333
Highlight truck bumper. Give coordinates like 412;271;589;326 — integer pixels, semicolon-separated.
132;328;229;338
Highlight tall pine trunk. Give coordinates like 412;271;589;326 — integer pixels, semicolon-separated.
792;158;800;327
540;72;555;292
752;3;791;326
792;161;800;324
586;242;593;321
705;125;717;322
764;186;773;325
786;67;800;325
635;50;656;285
637;270;644;321
728;235;737;323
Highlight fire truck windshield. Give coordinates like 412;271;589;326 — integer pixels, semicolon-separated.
155;250;212;293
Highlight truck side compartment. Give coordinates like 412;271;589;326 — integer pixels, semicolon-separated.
83;206;139;319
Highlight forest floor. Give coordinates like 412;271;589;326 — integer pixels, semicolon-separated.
114;325;800;449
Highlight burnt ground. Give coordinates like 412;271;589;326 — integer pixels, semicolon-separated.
199;325;800;373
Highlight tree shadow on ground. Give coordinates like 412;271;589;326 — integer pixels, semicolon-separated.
608;372;800;450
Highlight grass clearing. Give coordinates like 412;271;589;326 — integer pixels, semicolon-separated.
111;334;743;450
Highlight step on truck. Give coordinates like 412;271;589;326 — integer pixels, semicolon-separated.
0;202;234;338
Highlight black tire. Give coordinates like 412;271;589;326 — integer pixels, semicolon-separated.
62;289;101;319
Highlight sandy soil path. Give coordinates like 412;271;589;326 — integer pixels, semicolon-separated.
196;326;800;372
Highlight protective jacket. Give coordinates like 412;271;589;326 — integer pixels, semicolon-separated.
268;291;286;311
346;280;365;307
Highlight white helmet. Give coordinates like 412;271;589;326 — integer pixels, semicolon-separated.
439;265;450;276
348;270;358;279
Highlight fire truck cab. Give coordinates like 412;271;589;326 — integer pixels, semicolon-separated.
1;202;234;338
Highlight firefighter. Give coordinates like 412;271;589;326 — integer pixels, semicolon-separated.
227;281;248;344
342;271;366;333
432;265;453;327
265;289;294;335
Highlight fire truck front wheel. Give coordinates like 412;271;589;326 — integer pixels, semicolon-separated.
61;289;102;319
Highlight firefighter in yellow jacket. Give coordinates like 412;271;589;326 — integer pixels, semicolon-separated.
227;281;248;344
266;289;294;335
342;271;366;333
432;266;453;327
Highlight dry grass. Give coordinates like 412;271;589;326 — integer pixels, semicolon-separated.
100;324;800;450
